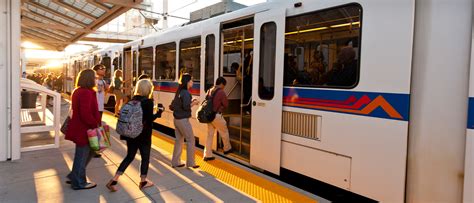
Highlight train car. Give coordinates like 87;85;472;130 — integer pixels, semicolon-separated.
117;1;412;201
66;0;474;202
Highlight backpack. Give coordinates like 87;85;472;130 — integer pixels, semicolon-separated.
116;99;143;138
196;89;219;123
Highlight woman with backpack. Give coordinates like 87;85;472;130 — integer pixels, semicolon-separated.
65;69;100;190
106;79;164;192
171;73;200;169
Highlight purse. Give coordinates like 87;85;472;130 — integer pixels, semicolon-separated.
60;107;72;135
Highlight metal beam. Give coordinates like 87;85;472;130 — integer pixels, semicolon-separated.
33;27;70;41
22;8;78;29
97;0;147;10
51;0;98;20
81;37;131;43
21;18;90;33
22;17;76;37
71;5;130;42
86;0;110;11
22;26;69;42
21;37;71;45
27;1;88;27
22;32;50;41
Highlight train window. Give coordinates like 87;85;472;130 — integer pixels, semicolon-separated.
139;47;154;77
179;36;201;81
155;42;176;81
101;56;111;82
205;34;215;92
258;22;277;100
284;4;362;88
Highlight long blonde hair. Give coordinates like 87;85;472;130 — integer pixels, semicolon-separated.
114;69;123;81
134;79;153;98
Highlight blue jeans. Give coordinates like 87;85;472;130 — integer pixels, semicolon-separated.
67;145;94;189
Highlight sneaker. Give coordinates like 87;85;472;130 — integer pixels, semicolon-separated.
203;157;215;162
223;149;233;155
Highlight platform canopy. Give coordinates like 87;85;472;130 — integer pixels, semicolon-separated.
20;0;144;50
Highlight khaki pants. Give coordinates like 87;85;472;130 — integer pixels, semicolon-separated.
204;114;232;158
171;118;196;167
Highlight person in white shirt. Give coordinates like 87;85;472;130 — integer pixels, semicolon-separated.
93;64;109;121
92;64;109;158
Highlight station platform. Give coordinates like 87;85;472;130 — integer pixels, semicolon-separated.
0;100;325;202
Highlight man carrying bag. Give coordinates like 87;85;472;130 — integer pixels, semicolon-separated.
203;77;233;161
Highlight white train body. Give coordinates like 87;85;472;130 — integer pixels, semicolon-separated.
65;0;474;202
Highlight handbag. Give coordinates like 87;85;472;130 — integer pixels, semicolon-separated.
60;107;72;135
87;123;111;151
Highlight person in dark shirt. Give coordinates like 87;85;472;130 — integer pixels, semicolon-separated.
106;79;164;192
326;46;357;86
171;73;200;168
203;77;232;161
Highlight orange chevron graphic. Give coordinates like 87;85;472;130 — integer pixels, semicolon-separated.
284;95;403;119
360;95;403;119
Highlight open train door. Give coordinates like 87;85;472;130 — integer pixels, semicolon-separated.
250;8;285;174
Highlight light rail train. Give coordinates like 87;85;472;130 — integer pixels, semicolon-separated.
64;0;474;202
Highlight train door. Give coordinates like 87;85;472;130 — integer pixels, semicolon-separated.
123;47;132;95
199;23;219;154
250;9;285;174
220;18;254;161
101;54;112;83
132;47;139;90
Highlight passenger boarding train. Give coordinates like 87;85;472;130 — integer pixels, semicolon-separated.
64;0;474;202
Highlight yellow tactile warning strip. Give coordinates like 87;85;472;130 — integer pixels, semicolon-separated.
102;111;316;203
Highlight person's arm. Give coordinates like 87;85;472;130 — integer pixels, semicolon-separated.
181;91;192;111
153;103;164;119
221;90;229;110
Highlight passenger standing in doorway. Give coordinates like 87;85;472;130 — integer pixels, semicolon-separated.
171;73;200;168
203;77;233;161
93;64;108;121
112;69;126;117
65;69;100;190
106;79;164;192
242;51;253;114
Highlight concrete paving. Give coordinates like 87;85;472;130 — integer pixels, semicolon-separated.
0;102;257;203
